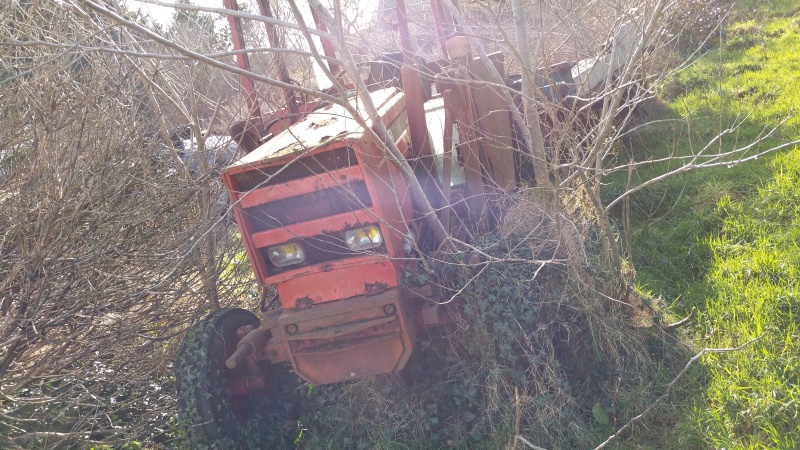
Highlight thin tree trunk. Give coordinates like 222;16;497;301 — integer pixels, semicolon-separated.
512;0;551;188
300;0;453;249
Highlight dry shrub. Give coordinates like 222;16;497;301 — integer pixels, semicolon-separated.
665;0;734;54
0;3;258;448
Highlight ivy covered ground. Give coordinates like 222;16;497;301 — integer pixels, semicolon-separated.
179;196;689;450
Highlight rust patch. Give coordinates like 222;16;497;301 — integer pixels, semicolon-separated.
295;296;314;311
365;281;388;296
289;319;398;353
308;117;337;129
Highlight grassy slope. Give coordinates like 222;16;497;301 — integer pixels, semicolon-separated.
617;2;800;448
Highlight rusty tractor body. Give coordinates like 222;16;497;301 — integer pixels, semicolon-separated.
222;88;427;385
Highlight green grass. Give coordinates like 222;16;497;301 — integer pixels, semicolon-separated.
614;5;800;449
620;12;800;300
736;0;800;18
697;152;800;448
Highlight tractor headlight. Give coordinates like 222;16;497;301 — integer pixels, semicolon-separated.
267;242;305;267
345;225;383;251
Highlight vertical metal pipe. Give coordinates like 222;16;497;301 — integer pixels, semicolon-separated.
429;0;454;58
223;0;261;119
310;6;342;84
255;0;298;119
394;0;433;164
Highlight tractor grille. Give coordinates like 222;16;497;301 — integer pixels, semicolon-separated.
245;181;372;233
232;146;358;192
233;144;387;276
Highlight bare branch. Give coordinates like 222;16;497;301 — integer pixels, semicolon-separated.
593;334;765;450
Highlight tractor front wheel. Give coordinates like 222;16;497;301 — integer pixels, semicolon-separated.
175;308;300;448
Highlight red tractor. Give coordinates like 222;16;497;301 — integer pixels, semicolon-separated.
175;0;642;444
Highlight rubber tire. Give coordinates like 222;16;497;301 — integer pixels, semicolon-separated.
175;308;256;445
176;308;295;448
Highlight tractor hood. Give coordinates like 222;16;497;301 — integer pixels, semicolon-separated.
225;87;403;172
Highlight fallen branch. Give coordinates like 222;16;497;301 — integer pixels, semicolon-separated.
666;307;697;330
516;435;549;450
593;334;764;449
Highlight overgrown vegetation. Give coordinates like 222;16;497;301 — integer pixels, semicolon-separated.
290;196;685;449
0;2;255;447
3;0;799;448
